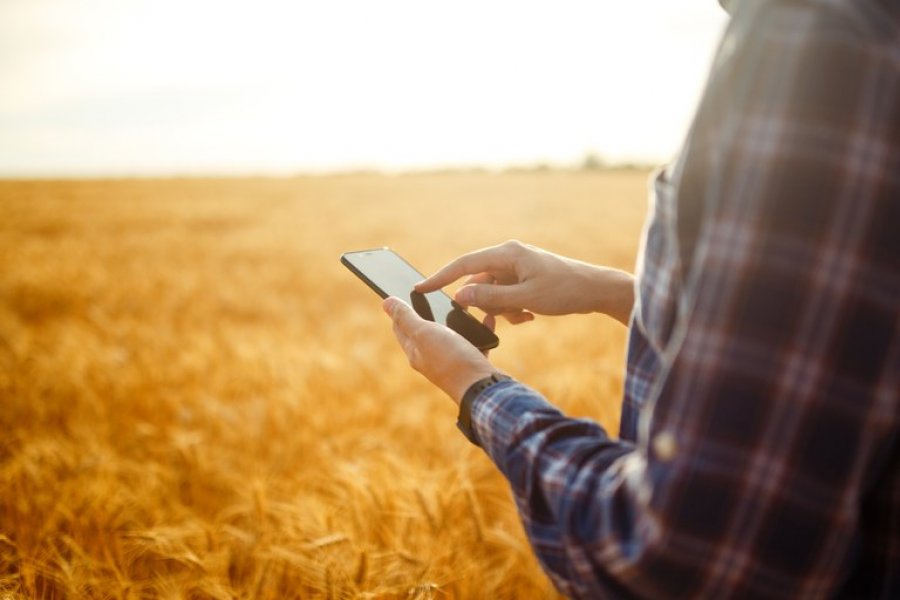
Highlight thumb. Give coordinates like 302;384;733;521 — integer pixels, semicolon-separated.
382;297;421;333
455;282;527;312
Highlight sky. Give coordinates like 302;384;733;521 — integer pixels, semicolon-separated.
0;1;729;177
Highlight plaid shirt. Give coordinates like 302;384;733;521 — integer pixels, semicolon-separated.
467;1;900;597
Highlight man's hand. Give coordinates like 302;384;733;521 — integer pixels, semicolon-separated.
415;240;635;326
383;297;498;404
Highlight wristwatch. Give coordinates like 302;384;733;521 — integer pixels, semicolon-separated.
457;373;513;447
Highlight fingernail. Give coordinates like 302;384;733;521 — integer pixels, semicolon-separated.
457;288;472;304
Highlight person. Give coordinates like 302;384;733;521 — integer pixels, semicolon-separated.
383;0;899;598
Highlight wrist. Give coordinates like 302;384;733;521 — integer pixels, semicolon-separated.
456;372;513;447
449;366;499;405
586;266;634;325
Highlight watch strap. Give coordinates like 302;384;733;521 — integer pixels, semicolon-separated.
457;373;513;447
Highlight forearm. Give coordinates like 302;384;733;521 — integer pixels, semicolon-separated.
570;262;634;325
471;380;630;479
547;258;634;325
469;380;641;597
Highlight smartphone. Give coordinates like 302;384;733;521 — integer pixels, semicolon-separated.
341;247;499;351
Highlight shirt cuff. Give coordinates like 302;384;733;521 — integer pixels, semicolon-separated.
467;379;566;465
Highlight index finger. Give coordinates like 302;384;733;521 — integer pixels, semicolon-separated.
415;245;514;293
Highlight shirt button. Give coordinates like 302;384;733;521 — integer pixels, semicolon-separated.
653;431;677;462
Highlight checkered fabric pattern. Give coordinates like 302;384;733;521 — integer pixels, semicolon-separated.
466;1;900;597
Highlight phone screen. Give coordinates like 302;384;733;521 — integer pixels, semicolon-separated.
341;248;499;351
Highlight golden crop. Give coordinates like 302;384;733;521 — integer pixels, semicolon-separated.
0;172;649;599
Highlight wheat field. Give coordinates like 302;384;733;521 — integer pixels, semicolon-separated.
0;172;649;599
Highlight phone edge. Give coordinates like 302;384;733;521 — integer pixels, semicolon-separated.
339;248;500;351
340;250;391;299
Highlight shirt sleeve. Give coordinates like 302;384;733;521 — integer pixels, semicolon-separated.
468;1;900;598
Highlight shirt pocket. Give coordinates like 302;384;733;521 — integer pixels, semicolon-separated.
634;168;682;355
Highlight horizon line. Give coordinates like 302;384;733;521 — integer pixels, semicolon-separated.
0;159;661;181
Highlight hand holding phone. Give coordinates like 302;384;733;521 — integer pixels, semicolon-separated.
341;248;499;351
